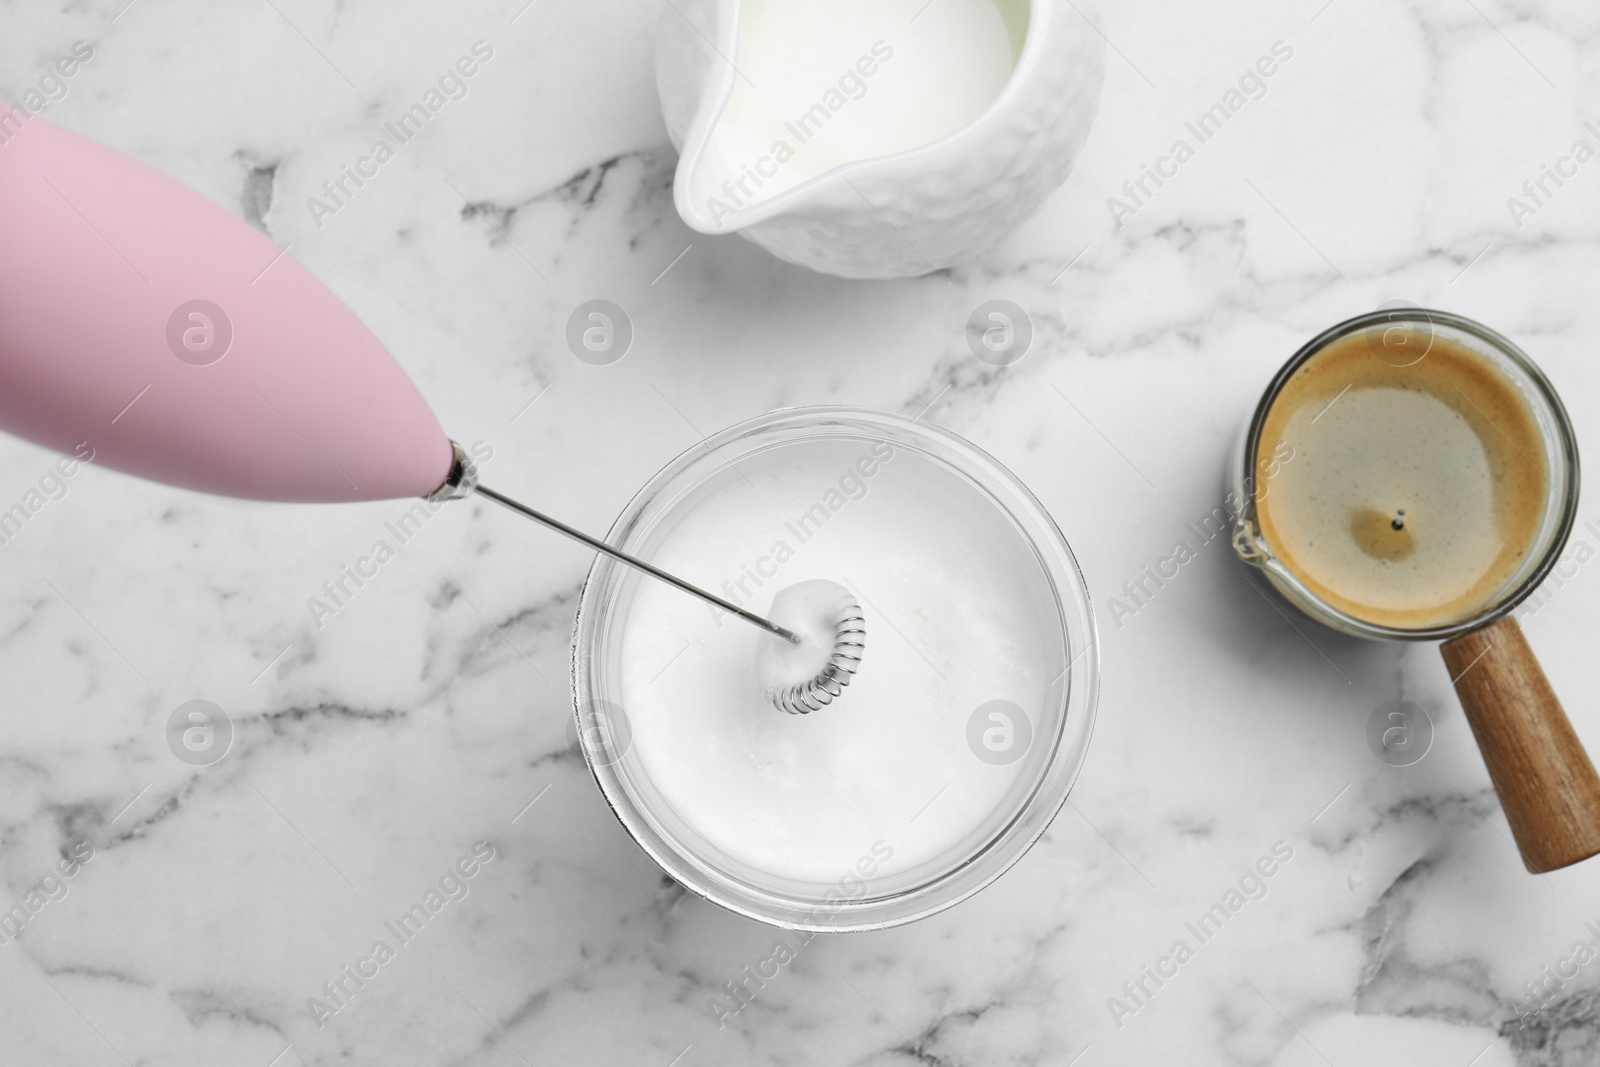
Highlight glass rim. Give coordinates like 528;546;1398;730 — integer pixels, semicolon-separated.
570;405;1100;931
1238;308;1581;641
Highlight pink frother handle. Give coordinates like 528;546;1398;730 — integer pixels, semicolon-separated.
0;102;452;503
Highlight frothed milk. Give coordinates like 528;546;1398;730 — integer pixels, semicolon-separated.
1255;326;1550;629
617;439;1063;884
694;0;1025;212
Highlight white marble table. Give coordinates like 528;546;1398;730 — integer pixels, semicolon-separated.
3;1;1599;1064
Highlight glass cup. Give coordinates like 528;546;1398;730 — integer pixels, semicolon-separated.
1230;309;1600;873
1231;308;1580;639
572;407;1099;930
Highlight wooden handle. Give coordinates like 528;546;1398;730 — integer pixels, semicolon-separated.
1442;616;1600;873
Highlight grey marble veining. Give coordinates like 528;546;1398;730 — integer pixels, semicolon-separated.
3;0;1600;1064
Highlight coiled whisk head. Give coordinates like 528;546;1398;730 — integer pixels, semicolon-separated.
755;580;867;715
772;600;865;715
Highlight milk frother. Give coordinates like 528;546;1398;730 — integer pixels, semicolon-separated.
0;106;824;652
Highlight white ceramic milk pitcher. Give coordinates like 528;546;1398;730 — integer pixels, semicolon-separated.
656;0;1104;279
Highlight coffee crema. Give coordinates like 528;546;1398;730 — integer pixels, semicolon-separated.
1254;326;1550;630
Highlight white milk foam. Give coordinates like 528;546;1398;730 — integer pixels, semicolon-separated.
618;439;1061;883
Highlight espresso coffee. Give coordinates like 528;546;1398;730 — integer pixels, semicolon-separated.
1254;325;1550;629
